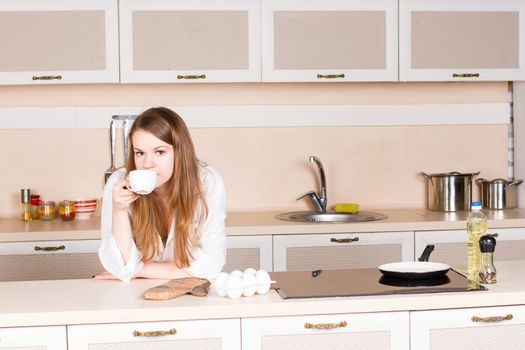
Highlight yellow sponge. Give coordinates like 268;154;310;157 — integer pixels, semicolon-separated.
334;203;360;214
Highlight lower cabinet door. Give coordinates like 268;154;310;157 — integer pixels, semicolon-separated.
68;319;240;350
0;326;66;350
242;311;409;350
224;235;273;272
273;231;414;271
415;227;525;269
0;240;104;281
411;305;525;350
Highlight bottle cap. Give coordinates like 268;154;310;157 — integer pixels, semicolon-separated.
479;235;496;253
471;201;482;209
20;189;31;203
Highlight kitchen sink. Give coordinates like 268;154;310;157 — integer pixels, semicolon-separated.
275;211;387;223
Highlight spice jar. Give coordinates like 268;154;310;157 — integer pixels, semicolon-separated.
39;201;56;221
30;195;40;220
478;235;497;284
58;200;75;221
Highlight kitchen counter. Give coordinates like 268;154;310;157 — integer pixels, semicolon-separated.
2;208;525;242
0;260;524;328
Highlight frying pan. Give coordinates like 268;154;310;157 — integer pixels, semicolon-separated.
378;245;450;280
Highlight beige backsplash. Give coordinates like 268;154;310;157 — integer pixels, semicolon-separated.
0;82;510;218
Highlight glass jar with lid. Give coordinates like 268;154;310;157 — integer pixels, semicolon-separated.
58;200;75;221
38;201;56;221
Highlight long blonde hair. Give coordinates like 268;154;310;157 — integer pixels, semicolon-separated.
126;107;208;267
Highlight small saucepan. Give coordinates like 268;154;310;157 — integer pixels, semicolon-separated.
378;245;450;280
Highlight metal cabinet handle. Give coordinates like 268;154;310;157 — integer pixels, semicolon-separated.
330;237;359;243
487;233;499;238
471;314;513;323
133;328;177;337
452;73;479;78
32;75;62;81
34;245;65;252
177;74;206;80
304;321;347;329
317;74;345;79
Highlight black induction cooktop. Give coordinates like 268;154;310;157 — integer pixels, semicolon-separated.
270;268;486;299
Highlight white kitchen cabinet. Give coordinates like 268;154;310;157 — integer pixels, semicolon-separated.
273;231;414;272
399;0;525;81
0;326;66;350
415;227;525;269
119;0;261;83
242;311;409;350
0;0;119;85
0;240;104;281
411;305;525;350
261;0;398;82
68;319;240;350
224;235;273;272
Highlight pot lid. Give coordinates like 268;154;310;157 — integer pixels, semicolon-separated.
422;171;480;178
477;178;523;186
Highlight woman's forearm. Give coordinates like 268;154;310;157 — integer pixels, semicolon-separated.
111;209;134;263
135;261;192;279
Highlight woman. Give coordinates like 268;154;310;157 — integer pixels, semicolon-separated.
97;107;226;282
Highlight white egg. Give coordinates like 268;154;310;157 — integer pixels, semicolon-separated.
226;274;244;299
242;273;257;297
213;272;229;297
243;268;257;276
255;270;271;295
230;270;243;278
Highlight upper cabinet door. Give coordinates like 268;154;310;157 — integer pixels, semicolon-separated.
119;0;261;83
400;0;525;81
262;0;398;82
0;0;119;85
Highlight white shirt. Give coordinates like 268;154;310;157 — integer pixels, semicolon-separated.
98;164;227;282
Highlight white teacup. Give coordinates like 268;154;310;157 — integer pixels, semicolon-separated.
128;170;157;195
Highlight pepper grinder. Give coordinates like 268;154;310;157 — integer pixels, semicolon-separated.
20;189;31;222
478;235;497;284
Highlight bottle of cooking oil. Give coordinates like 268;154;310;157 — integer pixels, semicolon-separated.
467;201;487;279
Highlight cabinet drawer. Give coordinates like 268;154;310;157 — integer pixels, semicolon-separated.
0;325;66;350
0;240;103;281
242;311;409;350
225;235;272;272
273;231;414;272
68;319;240;350
411;305;525;350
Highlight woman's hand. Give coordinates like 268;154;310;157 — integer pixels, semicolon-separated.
112;178;139;211
93;271;119;280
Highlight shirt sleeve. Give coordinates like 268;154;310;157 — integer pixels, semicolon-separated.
98;168;144;282
185;166;227;280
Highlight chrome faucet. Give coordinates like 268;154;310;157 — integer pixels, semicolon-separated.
297;156;327;213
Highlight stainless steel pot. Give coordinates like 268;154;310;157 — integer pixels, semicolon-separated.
421;171;480;212
476;178;523;209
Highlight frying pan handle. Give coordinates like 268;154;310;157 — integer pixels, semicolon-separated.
418;244;435;262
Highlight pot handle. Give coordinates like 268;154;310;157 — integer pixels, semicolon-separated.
470;171;481;180
507;179;523;188
476;178;487;186
420;172;433;185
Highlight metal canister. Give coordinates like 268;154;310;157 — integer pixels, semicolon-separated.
421;171;480;212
